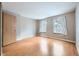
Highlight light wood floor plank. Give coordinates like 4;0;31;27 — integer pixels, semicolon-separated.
2;37;78;56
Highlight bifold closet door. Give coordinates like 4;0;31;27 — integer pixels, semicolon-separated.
3;12;16;46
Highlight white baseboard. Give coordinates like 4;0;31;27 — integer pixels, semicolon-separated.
40;36;75;43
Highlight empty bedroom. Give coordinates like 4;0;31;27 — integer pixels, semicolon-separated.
1;2;79;56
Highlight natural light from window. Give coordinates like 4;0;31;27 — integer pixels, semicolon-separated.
39;20;47;32
53;16;67;35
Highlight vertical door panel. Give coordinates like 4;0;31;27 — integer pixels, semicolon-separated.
3;12;16;46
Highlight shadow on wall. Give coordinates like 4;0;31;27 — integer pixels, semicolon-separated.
16;15;36;41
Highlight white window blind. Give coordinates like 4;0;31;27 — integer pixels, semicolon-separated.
39;20;47;32
53;16;67;35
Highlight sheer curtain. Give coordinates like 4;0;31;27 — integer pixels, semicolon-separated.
39;20;47;32
53;16;67;35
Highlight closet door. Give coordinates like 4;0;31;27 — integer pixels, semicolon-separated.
3;12;16;46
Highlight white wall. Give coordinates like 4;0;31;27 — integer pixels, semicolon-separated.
16;15;36;41
76;3;79;55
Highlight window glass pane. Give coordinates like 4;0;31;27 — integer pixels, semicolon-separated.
39;20;47;32
53;16;67;35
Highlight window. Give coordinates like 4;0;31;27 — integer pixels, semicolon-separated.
53;16;67;35
39;20;47;32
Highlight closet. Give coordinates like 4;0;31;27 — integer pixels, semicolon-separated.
2;12;16;46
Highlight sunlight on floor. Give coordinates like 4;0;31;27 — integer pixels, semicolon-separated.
39;37;65;56
52;42;64;56
39;37;48;55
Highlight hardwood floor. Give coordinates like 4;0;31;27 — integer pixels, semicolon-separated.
2;37;78;56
